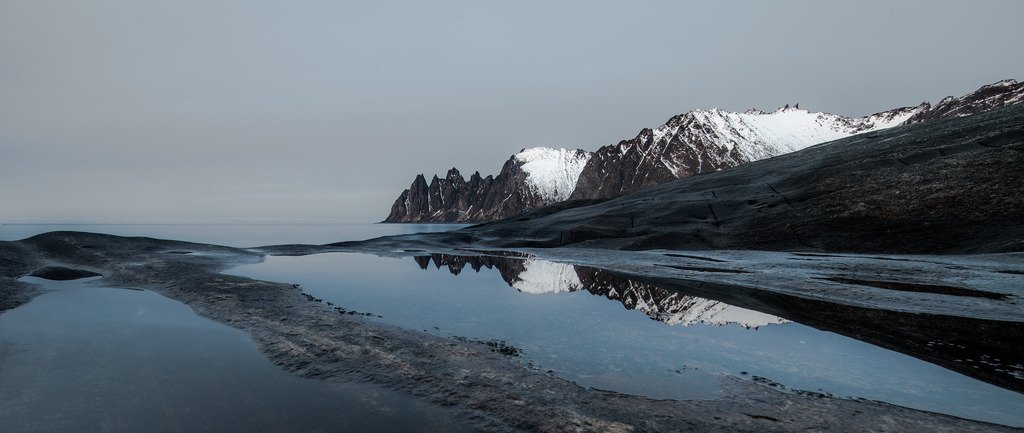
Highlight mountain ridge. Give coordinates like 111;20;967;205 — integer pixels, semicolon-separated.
384;79;1023;223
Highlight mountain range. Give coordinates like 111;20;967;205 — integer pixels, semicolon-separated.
384;79;1024;223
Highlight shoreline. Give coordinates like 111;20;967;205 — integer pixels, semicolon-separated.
1;231;1021;431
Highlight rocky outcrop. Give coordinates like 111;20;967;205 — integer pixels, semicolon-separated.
384;148;591;223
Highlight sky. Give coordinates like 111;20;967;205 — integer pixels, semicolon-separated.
1;0;1022;223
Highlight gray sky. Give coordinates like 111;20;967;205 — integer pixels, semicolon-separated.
2;0;1022;223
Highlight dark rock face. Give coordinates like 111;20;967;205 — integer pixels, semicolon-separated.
569;116;757;201
384;165;513;223
456;102;1024;254
386;170;491;223
904;79;1024;125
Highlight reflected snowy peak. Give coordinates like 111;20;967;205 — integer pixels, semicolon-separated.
511;258;582;294
413;253;788;329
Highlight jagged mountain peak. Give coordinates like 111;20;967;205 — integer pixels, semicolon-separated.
384;146;592;223
445;167;463;181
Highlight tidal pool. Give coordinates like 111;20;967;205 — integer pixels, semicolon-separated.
0;276;472;433
228;252;1024;427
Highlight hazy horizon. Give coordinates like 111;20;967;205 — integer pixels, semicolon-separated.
3;0;1023;223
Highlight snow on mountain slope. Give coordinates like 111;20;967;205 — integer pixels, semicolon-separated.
696;105;924;161
514;147;592;203
571;80;1024;201
571;104;927;200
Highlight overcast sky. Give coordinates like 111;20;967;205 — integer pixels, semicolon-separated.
2;0;1022;223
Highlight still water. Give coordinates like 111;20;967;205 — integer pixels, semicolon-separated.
3;224;1022;428
229;252;1024;427
0;223;465;247
0;276;473;433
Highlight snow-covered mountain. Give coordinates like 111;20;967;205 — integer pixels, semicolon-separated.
569;104;927;200
386;79;1024;222
572;79;1023;200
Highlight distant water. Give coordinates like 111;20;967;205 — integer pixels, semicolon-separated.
0;223;466;247
229;252;1024;427
0;276;472;433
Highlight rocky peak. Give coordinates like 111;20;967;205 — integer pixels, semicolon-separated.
384;147;592;223
903;79;1023;124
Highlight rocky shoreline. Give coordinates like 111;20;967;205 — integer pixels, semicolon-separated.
1;231;1021;432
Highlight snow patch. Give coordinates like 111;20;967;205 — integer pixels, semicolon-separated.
627;104;927;176
690;106;921;161
514;147;592;203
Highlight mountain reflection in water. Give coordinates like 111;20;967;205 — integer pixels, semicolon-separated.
227;251;1024;426
409;253;1024;395
413;254;788;329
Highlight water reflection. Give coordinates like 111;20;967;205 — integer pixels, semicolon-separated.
227;251;1024;427
415;254;787;329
